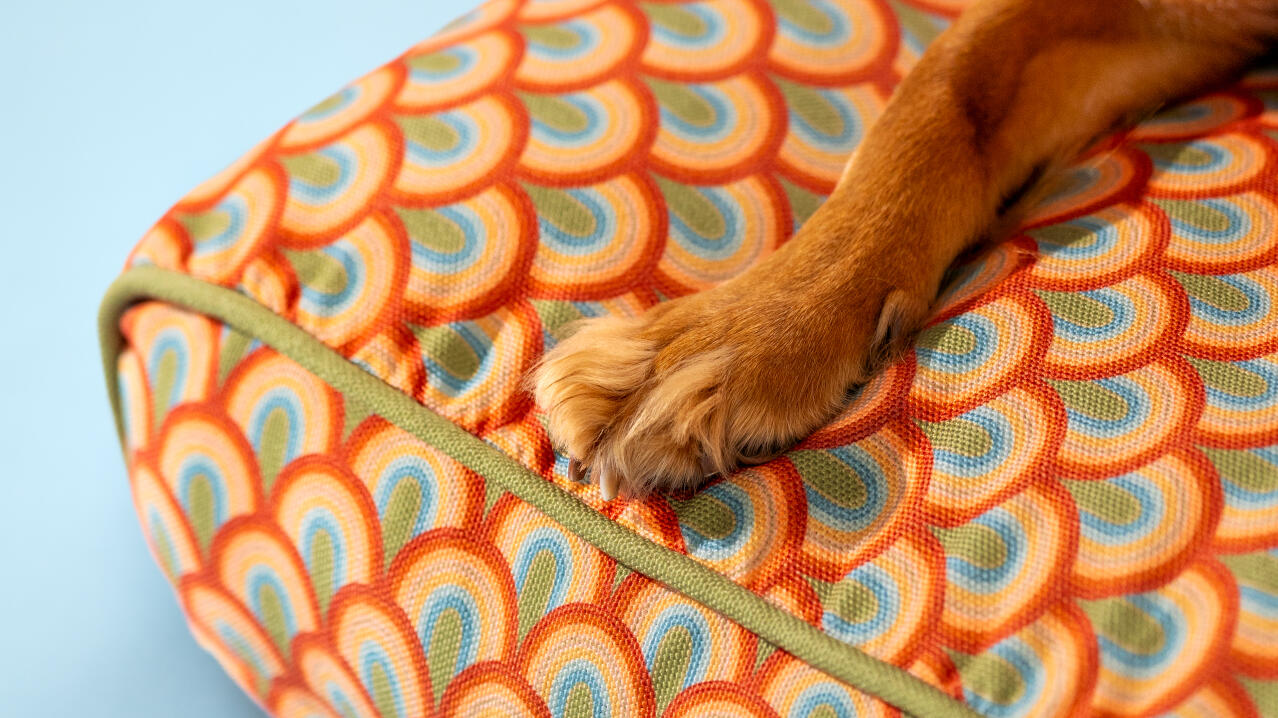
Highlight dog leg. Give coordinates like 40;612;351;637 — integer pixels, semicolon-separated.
532;0;1278;499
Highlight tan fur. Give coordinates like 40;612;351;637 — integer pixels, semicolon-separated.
532;0;1278;499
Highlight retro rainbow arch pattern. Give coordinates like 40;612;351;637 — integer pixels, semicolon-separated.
99;0;1278;716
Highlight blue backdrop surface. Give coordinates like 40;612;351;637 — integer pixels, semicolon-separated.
0;2;461;714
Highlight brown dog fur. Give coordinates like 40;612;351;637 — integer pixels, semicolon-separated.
532;0;1278;500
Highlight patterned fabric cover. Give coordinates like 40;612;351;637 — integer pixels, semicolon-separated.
100;0;1278;716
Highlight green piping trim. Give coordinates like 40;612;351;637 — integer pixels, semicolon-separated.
100;265;980;718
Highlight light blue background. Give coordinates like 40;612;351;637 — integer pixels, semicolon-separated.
0;2;461;714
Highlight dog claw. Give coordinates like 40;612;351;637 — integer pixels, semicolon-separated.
699;455;719;478
597;466;619;501
568;457;588;484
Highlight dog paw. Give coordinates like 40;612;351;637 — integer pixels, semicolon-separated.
529;283;928;499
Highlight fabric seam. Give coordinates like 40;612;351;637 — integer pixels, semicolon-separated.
99;265;980;718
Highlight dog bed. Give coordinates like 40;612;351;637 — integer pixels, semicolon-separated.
99;0;1278;716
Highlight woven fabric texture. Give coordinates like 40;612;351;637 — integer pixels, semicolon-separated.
118;301;919;717
106;0;1278;716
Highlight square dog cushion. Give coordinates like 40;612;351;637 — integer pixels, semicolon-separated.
100;0;1278;716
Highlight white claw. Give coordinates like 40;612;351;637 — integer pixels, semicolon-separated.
699;454;718;478
598;466;619;501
